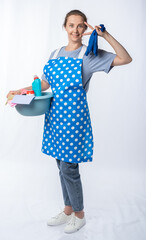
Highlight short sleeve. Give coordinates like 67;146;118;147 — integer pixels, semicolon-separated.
41;73;48;82
88;49;117;74
41;49;56;82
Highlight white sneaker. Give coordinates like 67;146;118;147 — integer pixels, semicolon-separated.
47;211;72;226
64;212;86;233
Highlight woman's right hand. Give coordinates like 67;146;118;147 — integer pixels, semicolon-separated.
6;89;21;99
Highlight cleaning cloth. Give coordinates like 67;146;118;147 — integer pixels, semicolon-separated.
85;24;106;56
6;89;29;107
11;95;35;104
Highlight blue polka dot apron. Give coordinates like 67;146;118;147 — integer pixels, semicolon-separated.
41;45;94;163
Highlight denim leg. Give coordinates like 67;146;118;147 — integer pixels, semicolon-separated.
56;159;71;206
59;161;84;212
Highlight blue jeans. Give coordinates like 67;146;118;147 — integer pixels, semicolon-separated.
56;159;84;212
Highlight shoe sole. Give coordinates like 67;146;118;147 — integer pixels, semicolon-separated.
64;221;86;233
47;222;66;226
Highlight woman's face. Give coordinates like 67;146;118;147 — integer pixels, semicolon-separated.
65;15;86;43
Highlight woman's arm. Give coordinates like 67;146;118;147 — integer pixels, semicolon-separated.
40;80;50;91
6;80;50;98
102;31;132;66
19;80;50;91
83;22;132;66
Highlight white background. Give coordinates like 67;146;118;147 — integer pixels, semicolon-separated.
0;0;146;239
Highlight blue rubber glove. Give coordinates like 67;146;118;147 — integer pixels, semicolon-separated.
85;24;106;56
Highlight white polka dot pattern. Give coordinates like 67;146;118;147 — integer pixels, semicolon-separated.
41;56;94;163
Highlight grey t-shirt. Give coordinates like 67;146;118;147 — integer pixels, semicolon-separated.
41;45;116;93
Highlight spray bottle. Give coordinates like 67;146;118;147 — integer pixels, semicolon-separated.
32;75;42;96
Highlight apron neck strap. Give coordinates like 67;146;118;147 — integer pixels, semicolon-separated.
51;47;62;59
51;44;87;59
78;45;87;59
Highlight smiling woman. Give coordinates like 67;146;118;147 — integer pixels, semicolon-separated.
6;8;132;235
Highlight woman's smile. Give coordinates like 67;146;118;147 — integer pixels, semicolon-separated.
72;33;80;38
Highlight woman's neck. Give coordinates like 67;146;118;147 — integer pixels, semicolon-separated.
65;42;83;51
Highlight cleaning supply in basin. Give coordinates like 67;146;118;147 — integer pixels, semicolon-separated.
26;90;35;95
6;89;28;107
11;94;35;105
32;75;42;96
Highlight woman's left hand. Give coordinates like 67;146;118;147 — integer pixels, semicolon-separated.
82;22;107;37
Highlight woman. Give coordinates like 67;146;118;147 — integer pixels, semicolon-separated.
7;10;132;234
